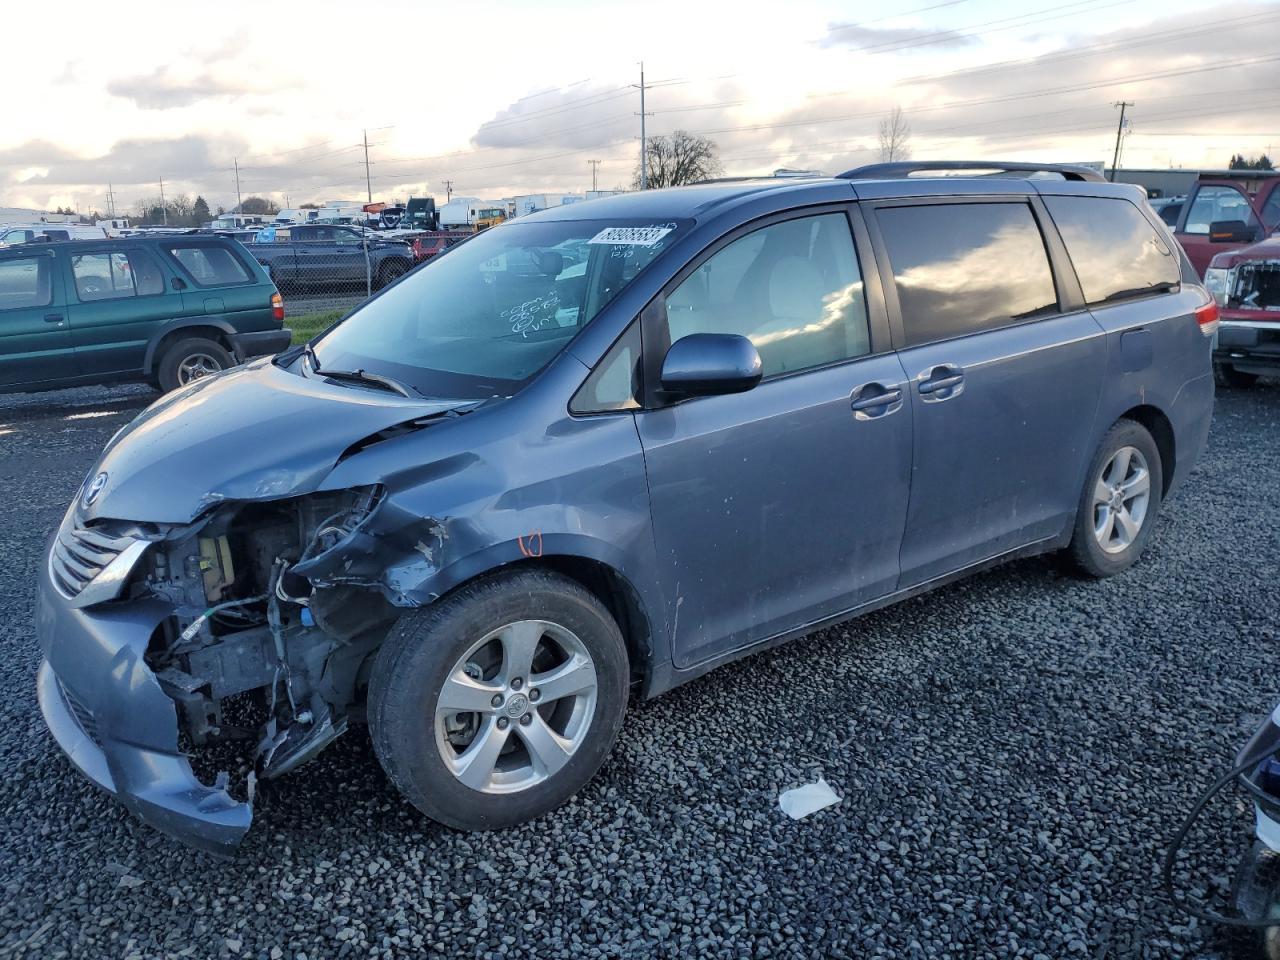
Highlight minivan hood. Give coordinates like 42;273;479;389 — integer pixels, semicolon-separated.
82;359;470;524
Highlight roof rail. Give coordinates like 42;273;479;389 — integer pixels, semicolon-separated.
836;161;1106;183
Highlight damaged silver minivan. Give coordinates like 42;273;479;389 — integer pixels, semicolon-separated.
37;166;1215;852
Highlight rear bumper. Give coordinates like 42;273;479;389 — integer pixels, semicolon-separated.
232;328;292;361
35;551;251;854
1214;318;1280;374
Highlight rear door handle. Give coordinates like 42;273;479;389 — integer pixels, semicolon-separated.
43;313;63;323
850;382;904;420
916;363;965;401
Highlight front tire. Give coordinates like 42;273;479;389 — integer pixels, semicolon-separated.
368;568;629;831
1066;419;1163;578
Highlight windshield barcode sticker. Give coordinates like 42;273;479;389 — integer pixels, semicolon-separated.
588;226;673;247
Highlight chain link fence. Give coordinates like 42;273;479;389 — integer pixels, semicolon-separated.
237;225;426;342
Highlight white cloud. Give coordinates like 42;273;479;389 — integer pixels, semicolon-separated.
1;0;1275;213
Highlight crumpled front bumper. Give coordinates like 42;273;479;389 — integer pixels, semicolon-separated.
35;549;252;854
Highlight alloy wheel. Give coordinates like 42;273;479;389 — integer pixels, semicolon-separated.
176;353;223;384
1092;445;1151;554
434;620;598;794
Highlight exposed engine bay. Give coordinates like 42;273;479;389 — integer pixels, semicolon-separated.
1230;260;1280;312
136;485;399;797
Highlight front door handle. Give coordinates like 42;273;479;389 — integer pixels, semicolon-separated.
916;363;965;401
850;382;904;420
43;313;63;323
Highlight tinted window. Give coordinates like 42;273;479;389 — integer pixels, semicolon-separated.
663;213;870;378
0;257;52;310
877;203;1057;347
41;229;70;241
1158;202;1182;226
571;322;641;414
1044;196;1180;306
1184;185;1259;236
165;245;252;286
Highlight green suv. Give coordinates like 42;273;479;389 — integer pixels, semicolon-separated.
0;235;292;393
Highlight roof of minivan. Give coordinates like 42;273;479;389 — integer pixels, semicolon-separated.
518;168;1135;223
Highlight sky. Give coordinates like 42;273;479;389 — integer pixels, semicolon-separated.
2;0;1278;216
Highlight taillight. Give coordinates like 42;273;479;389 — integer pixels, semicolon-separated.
1195;300;1219;336
271;291;285;322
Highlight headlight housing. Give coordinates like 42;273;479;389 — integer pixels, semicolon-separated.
1204;266;1233;307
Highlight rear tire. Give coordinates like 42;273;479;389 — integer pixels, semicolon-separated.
156;337;233;392
1066;419;1163;578
376;259;410;290
1214;361;1260;389
368;568;629;831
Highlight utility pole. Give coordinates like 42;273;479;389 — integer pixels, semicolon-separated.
362;129;373;203
442;179;454;202
106;182;115;218
1109;101;1133;182
158;175;168;225
634;62;651;190
234;158;243;213
588;160;601;192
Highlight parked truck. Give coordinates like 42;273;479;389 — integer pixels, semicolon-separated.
247;223;414;292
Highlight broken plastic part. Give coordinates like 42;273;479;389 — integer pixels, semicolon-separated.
778;777;842;820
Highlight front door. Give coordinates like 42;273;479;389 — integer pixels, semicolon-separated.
0;250;72;388
870;198;1107;587
1175;182;1263;277
637;209;914;668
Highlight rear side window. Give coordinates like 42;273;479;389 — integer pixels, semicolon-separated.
1044;196;1180;306
663;212;871;378
41;229;70;241
71;250;166;301
165;244;252;287
0;257;52;309
877;203;1058;347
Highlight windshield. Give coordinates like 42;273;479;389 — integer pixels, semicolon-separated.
311;218;683;399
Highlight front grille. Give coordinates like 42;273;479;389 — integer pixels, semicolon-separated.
49;522;133;599
57;678;101;747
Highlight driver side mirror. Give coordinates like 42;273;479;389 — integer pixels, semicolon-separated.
1209;219;1257;244
660;333;763;397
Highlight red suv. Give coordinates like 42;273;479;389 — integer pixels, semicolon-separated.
410;231;469;263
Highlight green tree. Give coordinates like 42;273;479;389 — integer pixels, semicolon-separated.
192;195;211;225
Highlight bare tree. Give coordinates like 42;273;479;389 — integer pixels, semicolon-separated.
634;130;723;189
239;196;280;216
878;107;912;163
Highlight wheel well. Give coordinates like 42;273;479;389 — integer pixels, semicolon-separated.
449;556;653;690
1120;404;1175;495
151;326;234;370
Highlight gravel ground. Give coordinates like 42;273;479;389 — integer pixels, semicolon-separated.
1;381;1278;959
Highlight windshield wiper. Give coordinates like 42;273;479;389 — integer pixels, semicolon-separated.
321;367;420;399
1098;280;1180;305
301;344;419;398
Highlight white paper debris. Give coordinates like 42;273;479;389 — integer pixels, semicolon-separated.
588;225;673;246
778;777;842;820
